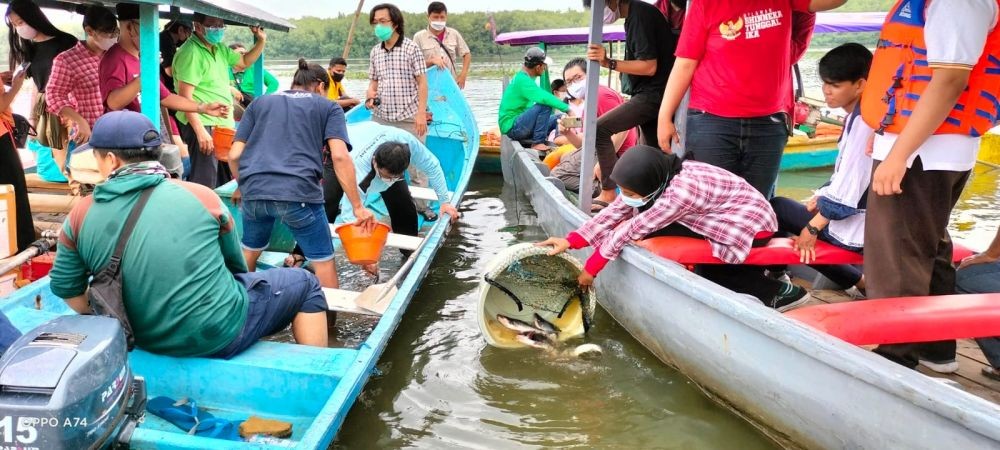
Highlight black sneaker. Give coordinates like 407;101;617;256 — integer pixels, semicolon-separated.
767;284;810;312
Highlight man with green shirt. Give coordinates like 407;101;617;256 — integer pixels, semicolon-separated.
229;42;280;99
498;47;570;152
173;13;267;188
50;111;329;358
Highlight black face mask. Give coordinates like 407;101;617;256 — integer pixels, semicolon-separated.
332;72;345;82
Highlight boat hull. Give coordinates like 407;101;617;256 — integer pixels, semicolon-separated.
501;137;1000;449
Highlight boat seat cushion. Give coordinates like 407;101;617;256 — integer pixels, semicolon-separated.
636;236;975;265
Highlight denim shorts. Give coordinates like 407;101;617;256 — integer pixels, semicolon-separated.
211;268;327;359
241;200;334;261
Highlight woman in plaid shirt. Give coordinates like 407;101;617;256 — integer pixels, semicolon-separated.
539;145;811;311
45;5;119;145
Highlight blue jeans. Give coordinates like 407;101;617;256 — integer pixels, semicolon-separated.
211;268;327;359
769;196;863;288
686;111;789;197
506;104;558;146
956;261;1000;368
241;200;334;261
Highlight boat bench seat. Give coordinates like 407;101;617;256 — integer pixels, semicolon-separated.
327;224;422;251
637;236;975;266
409;186;450;202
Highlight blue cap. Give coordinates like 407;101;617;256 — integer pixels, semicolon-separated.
87;111;162;150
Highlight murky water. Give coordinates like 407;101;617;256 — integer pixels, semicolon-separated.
333;175;780;449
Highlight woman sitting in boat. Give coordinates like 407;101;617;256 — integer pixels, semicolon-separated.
538;145;810;311
769;43;873;299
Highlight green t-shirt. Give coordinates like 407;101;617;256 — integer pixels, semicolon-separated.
50;174;249;357
497;70;570;134
230;68;281;95
172;37;241;127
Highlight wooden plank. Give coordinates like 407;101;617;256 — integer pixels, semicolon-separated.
322;287;379;316
24;174;73;192
28;193;78;214
385;233;421;251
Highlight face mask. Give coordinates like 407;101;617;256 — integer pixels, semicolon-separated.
430;21;446;31
567;80;586;100
603;5;620;24
15;24;37;40
374;24;394;42
621;193;653;208
204;26;225;45
373;164;402;184
95;36;117;51
332;72;345;82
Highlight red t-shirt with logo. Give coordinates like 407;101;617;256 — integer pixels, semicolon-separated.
676;0;811;118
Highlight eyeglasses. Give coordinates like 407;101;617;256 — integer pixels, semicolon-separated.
565;73;585;84
371;19;393;25
373;164;402;184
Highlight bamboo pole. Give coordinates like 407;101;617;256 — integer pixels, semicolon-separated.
342;0;366;59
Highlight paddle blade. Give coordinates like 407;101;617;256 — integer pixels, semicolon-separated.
356;283;397;315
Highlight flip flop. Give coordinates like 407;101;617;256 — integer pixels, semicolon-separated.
590;200;609;213
146;396;242;441
283;254;306;268
983;366;1000;382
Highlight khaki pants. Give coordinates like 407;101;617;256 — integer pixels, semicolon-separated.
865;157;971;367
372;115;431;213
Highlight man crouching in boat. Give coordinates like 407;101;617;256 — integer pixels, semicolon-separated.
338;121;459;269
538;145;810;311
49;111;330;358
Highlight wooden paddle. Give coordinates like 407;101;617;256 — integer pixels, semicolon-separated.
355;220;440;315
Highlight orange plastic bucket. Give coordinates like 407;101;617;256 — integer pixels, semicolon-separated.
212;126;236;162
335;222;390;265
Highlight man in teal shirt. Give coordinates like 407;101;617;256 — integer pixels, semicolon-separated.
498;47;570;152
173;13;267;188
50;111;329;358
229;42;280;98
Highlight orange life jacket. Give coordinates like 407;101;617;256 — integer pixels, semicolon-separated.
861;0;1000;137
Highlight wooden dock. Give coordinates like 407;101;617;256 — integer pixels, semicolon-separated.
807;290;1000;404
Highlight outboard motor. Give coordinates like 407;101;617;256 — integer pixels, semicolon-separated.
0;316;145;449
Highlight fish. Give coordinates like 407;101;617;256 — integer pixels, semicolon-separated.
533;313;561;336
496;314;542;334
515;331;557;351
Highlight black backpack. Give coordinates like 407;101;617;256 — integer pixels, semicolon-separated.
12;114;34;148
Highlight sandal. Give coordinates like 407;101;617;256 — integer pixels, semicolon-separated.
146;396;242;441
983;366;1000;382
421;209;439;222
283;254;306;268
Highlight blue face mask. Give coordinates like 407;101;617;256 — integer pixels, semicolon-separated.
620;194;652;208
204;27;225;45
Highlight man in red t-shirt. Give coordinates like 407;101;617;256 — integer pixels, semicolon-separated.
656;0;846;197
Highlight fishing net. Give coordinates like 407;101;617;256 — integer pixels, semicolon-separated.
478;244;596;349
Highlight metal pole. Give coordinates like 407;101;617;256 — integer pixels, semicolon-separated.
253;35;265;97
138;4;161;127
577;0;604;212
343;0;366;59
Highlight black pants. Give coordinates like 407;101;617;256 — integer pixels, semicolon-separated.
594;91;662;191
769;196;863;288
179;122;232;188
865;158;971;368
0;134;34;252
646;223;784;303
686;111;789;197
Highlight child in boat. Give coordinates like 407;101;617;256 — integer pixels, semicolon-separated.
955;224;1000;381
538;145;810;311
769;43;874;298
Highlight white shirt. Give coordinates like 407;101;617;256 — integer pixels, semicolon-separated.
872;0;999;171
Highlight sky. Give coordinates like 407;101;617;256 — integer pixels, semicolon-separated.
248;1;585;18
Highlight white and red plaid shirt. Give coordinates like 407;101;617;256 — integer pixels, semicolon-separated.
567;161;778;275
46;41;104;127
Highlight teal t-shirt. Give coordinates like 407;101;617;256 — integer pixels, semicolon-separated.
50;174;249;357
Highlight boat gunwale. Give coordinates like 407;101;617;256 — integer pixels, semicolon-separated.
502;137;1000;447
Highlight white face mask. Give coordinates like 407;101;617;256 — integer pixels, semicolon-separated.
567;80;586;100
95;36;117;51
602;5;620;24
15;24;37;40
430;21;446;31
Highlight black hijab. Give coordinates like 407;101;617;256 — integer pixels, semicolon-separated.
609;145;684;209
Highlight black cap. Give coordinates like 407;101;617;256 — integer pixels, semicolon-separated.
115;3;139;21
524;47;553;66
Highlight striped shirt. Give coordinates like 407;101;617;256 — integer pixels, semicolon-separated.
369;37;427;122
46;41;104;127
567;161;778;275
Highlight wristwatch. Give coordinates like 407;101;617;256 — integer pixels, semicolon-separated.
607;59;618;71
805;225;820;236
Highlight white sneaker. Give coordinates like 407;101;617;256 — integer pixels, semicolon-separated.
845;286;867;300
919;358;960;374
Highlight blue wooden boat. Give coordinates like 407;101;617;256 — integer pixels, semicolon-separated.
1;59;477;449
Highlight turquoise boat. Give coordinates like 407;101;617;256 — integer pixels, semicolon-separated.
1;54;477;450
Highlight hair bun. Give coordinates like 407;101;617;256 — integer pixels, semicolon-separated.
297;58;309;71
